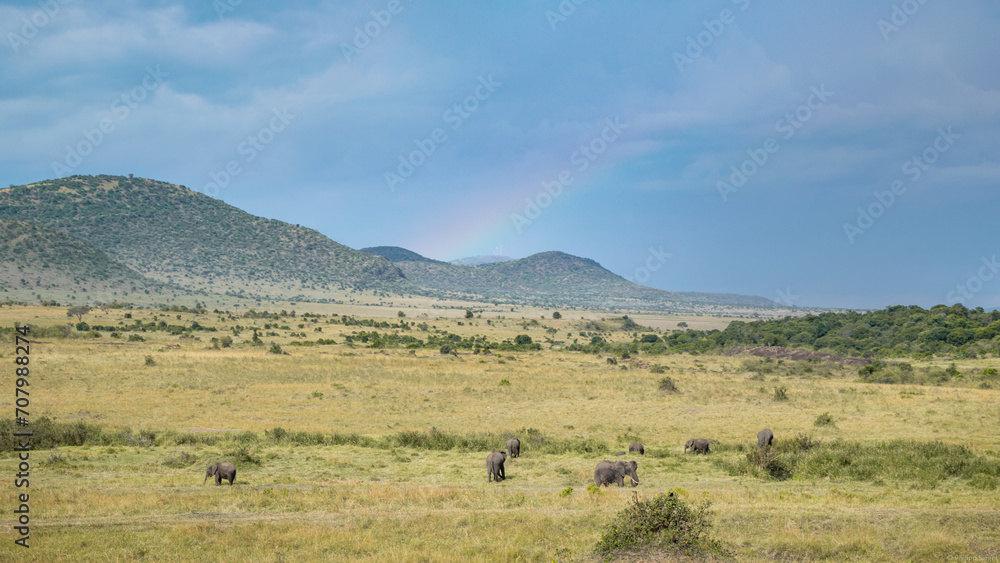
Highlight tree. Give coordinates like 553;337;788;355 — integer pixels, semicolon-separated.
677;322;688;328
67;306;91;322
398;311;406;318
465;309;474;319
552;311;562;319
514;334;533;346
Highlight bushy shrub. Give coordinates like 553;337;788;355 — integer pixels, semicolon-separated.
814;412;835;427
594;492;724;558
658;377;678;393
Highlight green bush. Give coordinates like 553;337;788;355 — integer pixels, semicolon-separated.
657;377;678;393
814;412;835;427
594;492;724;558
773;386;789;401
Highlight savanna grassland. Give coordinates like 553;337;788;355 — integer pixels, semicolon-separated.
1;305;999;561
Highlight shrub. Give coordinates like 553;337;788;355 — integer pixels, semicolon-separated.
983;368;998;377
650;365;668;374
560;486;573;497
439;344;453;355
144;355;155;366
773;386;789;401
128;334;145;342
814;412;835;427
594;492;724;558
268;343;284;355
730;448;792;480
498;379;511;386
658;377;678;393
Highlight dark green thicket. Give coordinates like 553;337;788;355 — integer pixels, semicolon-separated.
611;303;1000;359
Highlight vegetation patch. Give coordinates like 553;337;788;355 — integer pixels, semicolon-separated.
594;492;725;559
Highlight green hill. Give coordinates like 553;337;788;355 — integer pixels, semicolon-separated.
0;219;166;297
0;175;413;301
393;250;776;312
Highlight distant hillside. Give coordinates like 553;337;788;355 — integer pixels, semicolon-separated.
361;246;445;264
395;250;776;311
450;255;514;266
0;219;165;296
0;175;414;301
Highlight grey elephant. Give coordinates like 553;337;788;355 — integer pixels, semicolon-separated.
203;462;236;486
684;439;710;454
757;428;774;448
614;451;626;456
487;450;506;482
594;460;639;487
506;437;520;458
629;442;644;455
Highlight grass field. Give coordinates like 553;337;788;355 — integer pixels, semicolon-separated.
1;305;998;561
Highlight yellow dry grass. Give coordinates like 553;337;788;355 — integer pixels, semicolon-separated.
0;305;997;561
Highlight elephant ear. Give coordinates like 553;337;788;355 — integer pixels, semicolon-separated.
629;461;637;470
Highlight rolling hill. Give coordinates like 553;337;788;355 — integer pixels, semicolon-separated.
0;219;166;297
365;247;777;311
1;175;778;311
0;175;414;301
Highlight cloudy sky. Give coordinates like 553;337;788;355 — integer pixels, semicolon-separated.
2;0;998;309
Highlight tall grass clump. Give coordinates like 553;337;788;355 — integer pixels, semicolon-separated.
594;492;725;559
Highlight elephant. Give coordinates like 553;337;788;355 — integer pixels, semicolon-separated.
203;462;236;486
487;451;506;482
594;460;639;487
629;442;645;455
614;451;626;456
684;439;710;454
757;428;774;448
506;437;521;458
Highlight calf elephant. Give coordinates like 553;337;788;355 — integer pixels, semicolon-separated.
594;460;639;487
506;437;521;458
684;439;710;454
629;442;644;455
757;428;774;448
487;451;507;482
203;462;236;486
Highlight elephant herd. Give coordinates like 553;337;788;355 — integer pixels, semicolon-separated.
200;429;776;488
489;428;775;487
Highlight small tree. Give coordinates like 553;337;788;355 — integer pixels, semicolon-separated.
552;311;562;319
67;306;91;322
465;309;474;319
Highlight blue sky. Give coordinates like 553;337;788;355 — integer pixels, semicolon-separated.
2;0;998;309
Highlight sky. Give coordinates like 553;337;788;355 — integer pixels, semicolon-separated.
1;0;998;310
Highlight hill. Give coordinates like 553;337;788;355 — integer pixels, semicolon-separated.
449;255;514;266
0;175;414;301
0;219;167;297
394;250;776;312
360;246;445;264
